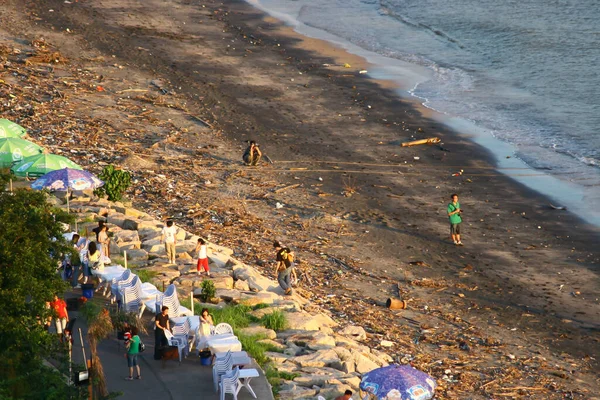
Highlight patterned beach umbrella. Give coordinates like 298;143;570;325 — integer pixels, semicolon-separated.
31;168;104;192
11;153;82;177
0;137;43;168
0;119;27;138
360;365;437;400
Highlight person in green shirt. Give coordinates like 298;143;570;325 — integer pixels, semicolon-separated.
447;193;463;246
125;327;141;380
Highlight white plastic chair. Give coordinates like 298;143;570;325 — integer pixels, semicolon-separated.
215;350;251;368
141;282;163;315
213;323;234;335
172;318;195;356
164;329;188;364
120;276;146;318
157;284;192;317
219;367;241;400
213;351;234;392
111;269;134;303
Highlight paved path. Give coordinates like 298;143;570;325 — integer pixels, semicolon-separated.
66;290;274;400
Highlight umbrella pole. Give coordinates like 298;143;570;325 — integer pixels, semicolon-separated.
124;251;127;269
9;179;12;193
66;189;70;213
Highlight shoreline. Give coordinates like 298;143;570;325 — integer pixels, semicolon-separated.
244;0;600;227
2;0;600;397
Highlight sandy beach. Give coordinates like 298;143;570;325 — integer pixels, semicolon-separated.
1;0;599;397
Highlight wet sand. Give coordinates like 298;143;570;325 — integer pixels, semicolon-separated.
2;0;599;397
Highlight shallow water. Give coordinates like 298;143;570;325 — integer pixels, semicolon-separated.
246;0;600;225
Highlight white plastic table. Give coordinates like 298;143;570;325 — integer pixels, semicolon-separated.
207;336;242;354
92;265;126;295
238;368;259;398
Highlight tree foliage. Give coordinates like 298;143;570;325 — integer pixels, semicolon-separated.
94;165;131;201
0;173;84;399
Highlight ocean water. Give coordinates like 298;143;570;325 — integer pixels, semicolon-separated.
245;0;600;224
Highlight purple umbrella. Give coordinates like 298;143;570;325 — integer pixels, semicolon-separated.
360;365;437;400
31;168;103;192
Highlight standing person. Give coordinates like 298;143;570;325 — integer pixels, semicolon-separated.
195;238;210;276
447;193;463;246
50;294;69;340
92;220;107;243
273;241;294;295
125;327;141;380
155;306;170;350
97;224;110;259
242;141;262;166
161;220;177;264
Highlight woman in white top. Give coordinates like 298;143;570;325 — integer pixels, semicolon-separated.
194;238;210;276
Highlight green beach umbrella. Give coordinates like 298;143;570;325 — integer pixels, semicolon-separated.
11;153;82;177
0;119;27;138
0;138;43;168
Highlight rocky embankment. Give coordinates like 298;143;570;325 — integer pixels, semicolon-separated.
61;195;393;399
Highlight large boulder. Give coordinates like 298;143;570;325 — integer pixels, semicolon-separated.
232;264;277;292
286;331;336;350
212;288;242;303
240;326;277;340
124;207;149;219
125;248;148;261
233;279;249;291
122;218;139;231
339;325;367;341
276;387;316;400
138;226;162;240
239;291;279;306
138;264;181;283
142;238;164;254
114;230;140;245
288;349;340;368
175;228;187;241
107;212;127;228
353;352;380;374
284;311;337;332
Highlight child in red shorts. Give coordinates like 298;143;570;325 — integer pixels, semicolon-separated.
194;238;210;276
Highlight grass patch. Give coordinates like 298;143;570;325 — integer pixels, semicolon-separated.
111;256;126;267
211;304;254;329
237;333;270;365
253;303;270;310
264;366;300;394
134;269;157;283
260;310;288;332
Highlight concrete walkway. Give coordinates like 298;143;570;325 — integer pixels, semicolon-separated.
66;290;274;400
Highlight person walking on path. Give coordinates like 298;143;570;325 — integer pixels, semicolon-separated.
273;241;295;295
50;294;69;340
242;141;262;166
161;220;177;264
125;326;142;380
447;193;463;246
195;238;210;276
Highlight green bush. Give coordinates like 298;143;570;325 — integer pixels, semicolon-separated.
198;279;216;303
260;310;288;331
94;165;132;201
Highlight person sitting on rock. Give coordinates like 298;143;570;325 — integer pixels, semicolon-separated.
242;140;262;166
